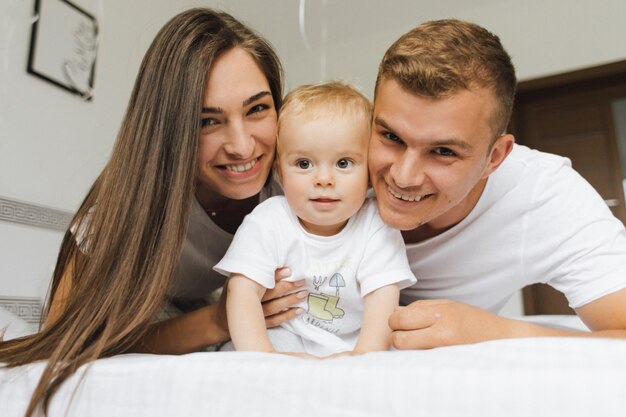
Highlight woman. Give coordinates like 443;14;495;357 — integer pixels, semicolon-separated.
0;8;302;416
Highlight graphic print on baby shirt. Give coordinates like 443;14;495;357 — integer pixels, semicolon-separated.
306;273;346;322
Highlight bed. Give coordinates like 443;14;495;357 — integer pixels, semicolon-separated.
2;315;626;417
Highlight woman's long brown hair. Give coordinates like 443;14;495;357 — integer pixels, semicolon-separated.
0;8;282;417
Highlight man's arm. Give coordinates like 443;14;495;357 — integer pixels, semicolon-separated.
388;288;626;350
575;287;626;335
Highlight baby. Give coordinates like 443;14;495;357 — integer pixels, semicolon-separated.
215;81;416;357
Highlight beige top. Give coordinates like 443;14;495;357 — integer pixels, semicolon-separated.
166;183;279;314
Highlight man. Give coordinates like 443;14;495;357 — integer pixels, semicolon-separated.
369;19;626;349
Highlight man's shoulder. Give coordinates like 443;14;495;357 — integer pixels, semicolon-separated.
505;144;572;171
492;144;575;191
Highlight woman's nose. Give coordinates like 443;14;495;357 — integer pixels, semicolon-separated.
223;122;255;159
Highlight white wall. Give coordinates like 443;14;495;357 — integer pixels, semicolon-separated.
1;0;625;313
279;0;626;95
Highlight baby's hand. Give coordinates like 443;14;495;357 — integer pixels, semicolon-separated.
323;350;366;359
279;351;319;360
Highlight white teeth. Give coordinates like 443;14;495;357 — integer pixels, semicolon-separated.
226;159;256;172
388;186;422;202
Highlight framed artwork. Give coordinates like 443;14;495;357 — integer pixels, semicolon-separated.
27;0;98;100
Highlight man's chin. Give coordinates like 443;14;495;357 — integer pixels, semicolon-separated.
377;208;422;231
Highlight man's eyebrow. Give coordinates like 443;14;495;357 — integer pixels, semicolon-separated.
374;116;473;150
432;139;473;151
373;117;393;132
201;91;272;114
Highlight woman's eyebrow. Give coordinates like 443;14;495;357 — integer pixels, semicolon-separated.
201;91;272;114
243;91;271;106
201;106;222;114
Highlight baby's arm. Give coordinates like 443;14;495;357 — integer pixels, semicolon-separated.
226;273;275;352
353;284;400;354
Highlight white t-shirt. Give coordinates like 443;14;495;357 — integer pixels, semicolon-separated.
402;144;626;312
215;196;416;356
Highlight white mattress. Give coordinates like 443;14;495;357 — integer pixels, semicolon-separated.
2;316;626;417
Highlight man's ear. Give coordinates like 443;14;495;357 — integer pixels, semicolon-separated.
482;134;515;179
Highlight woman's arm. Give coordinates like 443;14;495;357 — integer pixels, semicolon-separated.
47;258;304;354
226;274;275;352
353;284;400;354
133;304;229;354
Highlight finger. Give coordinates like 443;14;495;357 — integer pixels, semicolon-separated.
262;290;308;316
265;307;305;328
388;304;439;331
262;280;305;302
391;328;442;350
274;267;292;282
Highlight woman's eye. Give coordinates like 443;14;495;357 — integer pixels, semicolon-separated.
297;160;312;169
248;104;269;115
201;118;217;128
336;159;353;169
434;147;457;157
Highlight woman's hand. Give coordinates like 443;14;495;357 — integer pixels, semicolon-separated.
261;268;307;328
217;268;307;335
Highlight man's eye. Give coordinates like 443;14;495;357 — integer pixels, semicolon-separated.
336;159;353;169
434;147;457;157
382;131;402;143
297;160;312;169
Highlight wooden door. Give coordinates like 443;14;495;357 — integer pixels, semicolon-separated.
511;61;626;315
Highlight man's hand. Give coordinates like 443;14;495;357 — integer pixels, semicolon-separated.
388;299;522;349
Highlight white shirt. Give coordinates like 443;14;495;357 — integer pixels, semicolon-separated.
402;144;626;312
215;196;416;356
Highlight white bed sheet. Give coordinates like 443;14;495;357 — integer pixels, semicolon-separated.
2;316;626;417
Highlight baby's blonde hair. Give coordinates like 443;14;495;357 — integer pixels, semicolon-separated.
277;81;372;151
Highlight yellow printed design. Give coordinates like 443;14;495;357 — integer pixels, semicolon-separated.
307;273;346;322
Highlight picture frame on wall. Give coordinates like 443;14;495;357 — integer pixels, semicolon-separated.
27;0;98;100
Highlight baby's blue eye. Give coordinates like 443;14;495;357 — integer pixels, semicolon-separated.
297;160;312;169
336;159;353;169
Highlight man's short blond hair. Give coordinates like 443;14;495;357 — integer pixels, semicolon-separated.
376;19;516;137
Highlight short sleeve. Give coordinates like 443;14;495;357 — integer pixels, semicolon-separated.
525;163;626;308
356;213;417;296
213;208;279;289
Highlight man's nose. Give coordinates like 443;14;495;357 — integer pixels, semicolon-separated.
390;152;425;189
